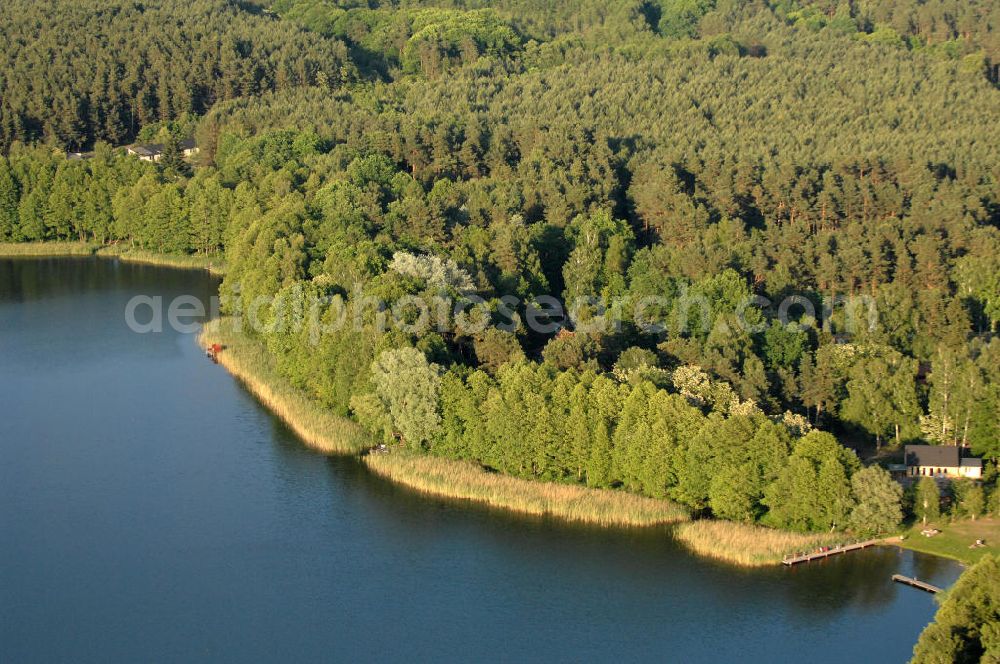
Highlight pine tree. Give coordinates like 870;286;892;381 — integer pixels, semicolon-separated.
159;134;187;177
567;383;591;481
0;157;19;240
586;419;612;488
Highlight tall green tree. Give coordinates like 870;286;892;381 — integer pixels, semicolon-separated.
847;466;903;536
915;476;941;526
369;348;443;449
955;481;986;521
0;157;19;240
841;351;918;449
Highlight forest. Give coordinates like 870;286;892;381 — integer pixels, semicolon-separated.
1;0;999;538
0;0;355;151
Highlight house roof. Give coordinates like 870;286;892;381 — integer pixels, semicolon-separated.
128;144;162;156
128;138;196;155
961;458;983;468
904;445;960;468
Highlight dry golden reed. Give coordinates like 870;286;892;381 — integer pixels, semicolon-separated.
96;246;225;275
674;520;845;567
0;241;97;256
200;318;371;454
0;242;225;274
364;450;689;527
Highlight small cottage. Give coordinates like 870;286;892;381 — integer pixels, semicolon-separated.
126;143;163;162
179;138;199;158
904;444;982;480
126;138;198;162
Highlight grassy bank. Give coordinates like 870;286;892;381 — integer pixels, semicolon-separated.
0;241;97;256
895;517;1000;565
96;246;225;275
199;318;372;454
363;450;690;527
674;521;844;567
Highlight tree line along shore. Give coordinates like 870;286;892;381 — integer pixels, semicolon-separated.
201;316;688;527
196;315;917;567
0;241;225;274
2;240;989;568
1;252;990;571
198;315;1000;569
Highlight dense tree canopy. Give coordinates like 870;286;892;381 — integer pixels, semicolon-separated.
913;555;1000;663
2;0;999;536
0;0;355;151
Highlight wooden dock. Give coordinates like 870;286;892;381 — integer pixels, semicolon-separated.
892;574;942;594
782;539;880;565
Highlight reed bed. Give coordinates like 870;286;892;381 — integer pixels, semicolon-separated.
97;246;225;274
364;451;690;527
674;520;844;567
199;318;371;454
0;242;225;274
0;241;97;256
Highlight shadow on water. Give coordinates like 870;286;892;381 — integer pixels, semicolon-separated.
0;255;219;303
777;546;942;613
257;343;960;582
266;398;958;621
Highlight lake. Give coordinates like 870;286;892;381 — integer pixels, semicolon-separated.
0;257;962;662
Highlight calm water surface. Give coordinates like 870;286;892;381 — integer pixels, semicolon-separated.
0;258;961;662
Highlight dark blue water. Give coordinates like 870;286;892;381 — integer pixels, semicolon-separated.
0;257;961;662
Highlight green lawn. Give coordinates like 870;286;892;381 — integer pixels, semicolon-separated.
896;517;1000;565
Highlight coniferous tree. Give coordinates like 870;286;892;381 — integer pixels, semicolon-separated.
0;157;19;240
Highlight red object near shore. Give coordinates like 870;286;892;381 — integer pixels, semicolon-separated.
207;343;223;363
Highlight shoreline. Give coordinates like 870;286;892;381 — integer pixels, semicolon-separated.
673;521;848;567
202;317;692;530
890;518;1000;567
197;317;944;565
96;246;226;275
894;539;970;566
0;241;225;275
198;318;372;455
0;241;98;257
363;449;690;527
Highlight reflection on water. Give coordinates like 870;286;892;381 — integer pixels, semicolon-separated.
0;258;961;663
